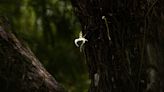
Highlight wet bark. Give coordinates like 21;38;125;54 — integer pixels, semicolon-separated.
0;17;65;92
71;0;164;92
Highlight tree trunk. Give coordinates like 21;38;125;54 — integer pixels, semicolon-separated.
0;17;65;92
71;0;164;92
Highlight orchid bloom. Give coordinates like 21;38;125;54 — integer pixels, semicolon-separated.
74;31;88;52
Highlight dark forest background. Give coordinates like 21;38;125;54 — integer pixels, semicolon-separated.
0;0;90;92
0;0;164;92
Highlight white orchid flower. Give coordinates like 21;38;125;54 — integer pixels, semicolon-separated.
74;31;88;52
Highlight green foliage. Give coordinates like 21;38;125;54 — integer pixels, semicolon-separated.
0;0;90;92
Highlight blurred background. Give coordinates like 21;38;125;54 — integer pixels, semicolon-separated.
0;0;90;92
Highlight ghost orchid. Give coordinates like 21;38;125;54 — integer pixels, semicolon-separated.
74;31;88;52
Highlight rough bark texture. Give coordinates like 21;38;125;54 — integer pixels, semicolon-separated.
71;0;164;92
0;17;65;92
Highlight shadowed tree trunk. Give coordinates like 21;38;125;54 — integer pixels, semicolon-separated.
71;0;164;92
0;17;65;92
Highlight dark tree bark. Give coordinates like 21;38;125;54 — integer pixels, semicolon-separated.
0;17;65;92
71;0;164;92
